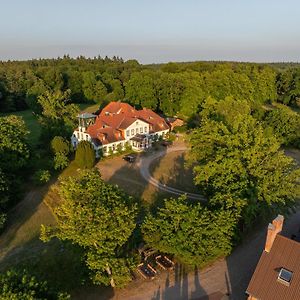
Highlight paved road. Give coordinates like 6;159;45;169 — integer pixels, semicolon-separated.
137;145;205;201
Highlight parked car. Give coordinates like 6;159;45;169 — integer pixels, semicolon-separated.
123;155;136;163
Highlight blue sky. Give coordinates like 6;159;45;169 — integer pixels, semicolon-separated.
1;0;300;63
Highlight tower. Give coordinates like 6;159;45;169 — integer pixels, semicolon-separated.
78;112;97;132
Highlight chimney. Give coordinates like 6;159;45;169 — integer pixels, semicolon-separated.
265;215;284;253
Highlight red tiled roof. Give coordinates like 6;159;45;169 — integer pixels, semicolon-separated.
137;108;169;132
85;102;169;146
99;101;135;116
246;235;300;300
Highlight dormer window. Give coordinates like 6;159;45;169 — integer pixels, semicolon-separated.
278;268;293;286
105;112;109;116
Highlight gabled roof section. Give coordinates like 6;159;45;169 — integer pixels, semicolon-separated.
246;235;300;300
137;108;169;132
99;101;136;116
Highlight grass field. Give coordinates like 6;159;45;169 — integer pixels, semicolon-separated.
149;150;198;194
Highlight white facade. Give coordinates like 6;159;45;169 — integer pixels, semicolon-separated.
71;118;169;157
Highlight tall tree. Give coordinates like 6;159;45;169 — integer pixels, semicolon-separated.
142;196;236;266
75;141;95;169
37;90;79;140
125;72;158;109
51;136;70;170
41;170;138;287
189;97;300;227
265;104;300;147
0;115;30;172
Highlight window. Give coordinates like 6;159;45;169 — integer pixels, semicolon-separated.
136;128;138;134
140;127;143;133
278;268;293;286
126;130;130;137
86;135;88;140
144;126;147;133
131;129;134;135
103;146;107;153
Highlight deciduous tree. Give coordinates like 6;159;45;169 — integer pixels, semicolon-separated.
41;170;138;287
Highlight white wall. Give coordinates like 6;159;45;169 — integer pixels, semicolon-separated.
124;119;149;140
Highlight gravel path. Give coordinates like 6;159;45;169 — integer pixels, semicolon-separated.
137;145;205;201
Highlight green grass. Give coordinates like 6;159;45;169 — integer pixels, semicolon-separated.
78;103;100;113
0;110;41;146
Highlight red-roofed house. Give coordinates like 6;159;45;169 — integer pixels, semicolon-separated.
71;102;170;156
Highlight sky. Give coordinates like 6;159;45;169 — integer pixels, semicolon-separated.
0;0;300;64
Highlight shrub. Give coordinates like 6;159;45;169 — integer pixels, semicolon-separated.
51;136;70;155
33;170;51;185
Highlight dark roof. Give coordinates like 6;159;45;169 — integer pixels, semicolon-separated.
246;235;300;300
78;112;97;119
91;138;102;147
130;134;147;142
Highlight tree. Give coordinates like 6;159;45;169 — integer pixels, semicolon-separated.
0;269;70;300
41;169;138;287
0;169;8;229
82;72;107;103
75;141;95;169
51;136;70;170
37;90;79;141
158;73;185;115
142;196;236;266
51;136;70;154
0;115;30;172
125;72;158;109
265;104;300;147
189;97;300;227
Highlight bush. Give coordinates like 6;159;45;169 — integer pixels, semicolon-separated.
51;136;70;155
75;141;95;169
33;170;51;185
53;153;69;170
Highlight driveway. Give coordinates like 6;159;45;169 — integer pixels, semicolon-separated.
137;145;205;201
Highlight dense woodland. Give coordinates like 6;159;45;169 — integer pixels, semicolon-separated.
0;57;300;296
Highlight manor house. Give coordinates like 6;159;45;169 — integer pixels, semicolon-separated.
71;102;170;156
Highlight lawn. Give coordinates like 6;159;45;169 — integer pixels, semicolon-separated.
149;150;198;194
78;102;100;113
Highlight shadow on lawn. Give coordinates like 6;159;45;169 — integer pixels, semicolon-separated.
0;181;54;265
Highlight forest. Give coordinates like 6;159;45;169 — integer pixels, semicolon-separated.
0;57;300;298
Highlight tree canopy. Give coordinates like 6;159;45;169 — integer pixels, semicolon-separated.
188;97;300;227
142;196;236;266
0;269;69;300
41;169;138;287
